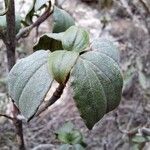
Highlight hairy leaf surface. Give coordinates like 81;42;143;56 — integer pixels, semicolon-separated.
91;38;119;63
53;7;75;33
70;40;123;129
8;50;53;120
62;26;89;53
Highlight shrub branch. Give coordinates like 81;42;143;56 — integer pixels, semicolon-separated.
35;84;65;117
5;0;25;149
16;3;53;41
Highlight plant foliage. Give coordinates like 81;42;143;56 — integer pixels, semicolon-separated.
7;6;123;129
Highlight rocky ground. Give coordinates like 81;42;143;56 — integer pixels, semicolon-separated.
0;0;150;149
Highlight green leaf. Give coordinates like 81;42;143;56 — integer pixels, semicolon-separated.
73;144;85;150
8;50;53;120
70;131;83;144
34;0;49;11
57;122;74;134
33;32;64;51
58;131;82;144
53;6;75;33
132;135;146;143
62;26;89;53
70;41;123;129
48;50;79;84
59;144;72;150
91;38;119;63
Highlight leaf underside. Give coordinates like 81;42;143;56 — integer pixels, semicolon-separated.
33;6;75;51
70;39;123;129
8;50;53;120
33;33;63;51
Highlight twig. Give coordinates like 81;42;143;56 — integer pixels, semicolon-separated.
35;84;65;117
0;113;13;120
16;3;53;41
5;0;25;149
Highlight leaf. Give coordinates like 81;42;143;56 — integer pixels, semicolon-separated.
8;50;53;120
73;144;85;150
48;50;79;84
53;6;75;33
57;122;83;145
91;38;119;63
62;26;89;53
132;135;146;143
70;131;83;144
131;144;140;150
70;40;123;129
33;32;64;51
58;131;82;144
59;144;72;150
34;0;49;11
57;122;74;134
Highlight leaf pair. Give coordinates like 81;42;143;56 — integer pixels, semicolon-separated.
8;36;123;129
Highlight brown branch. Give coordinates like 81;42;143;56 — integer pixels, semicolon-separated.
0;113;13;120
5;0;16;71
35;84;65;117
16;4;53;41
5;0;25;149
